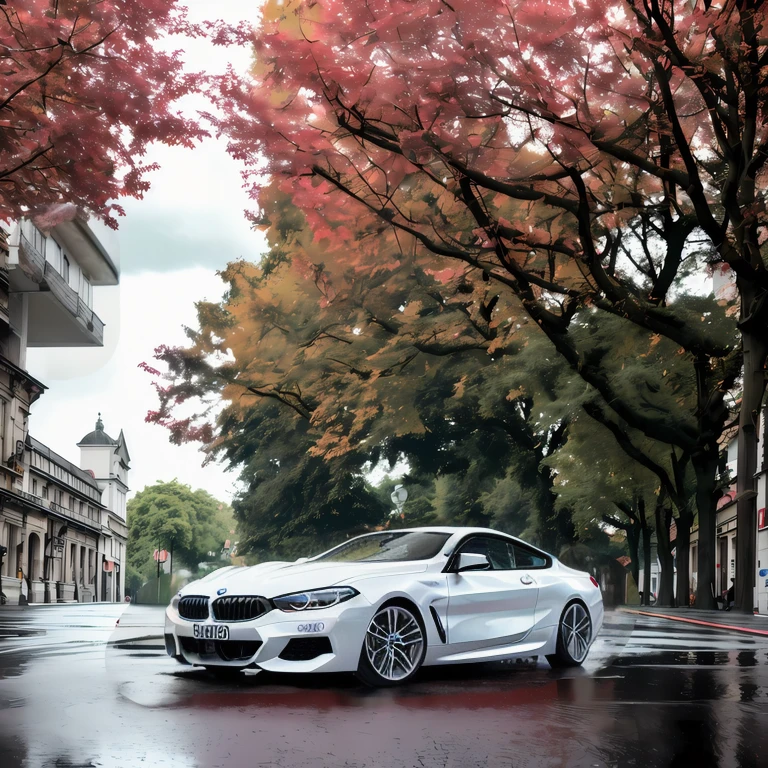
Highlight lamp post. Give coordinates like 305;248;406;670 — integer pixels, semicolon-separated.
390;485;408;518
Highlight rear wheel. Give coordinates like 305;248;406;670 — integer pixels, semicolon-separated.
356;603;426;687
546;601;592;668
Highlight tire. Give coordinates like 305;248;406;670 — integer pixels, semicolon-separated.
546;601;592;668
356;601;427;687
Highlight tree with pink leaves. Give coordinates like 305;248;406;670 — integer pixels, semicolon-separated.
198;0;768;609
0;0;207;226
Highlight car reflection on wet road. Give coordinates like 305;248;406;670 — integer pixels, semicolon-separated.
0;604;766;767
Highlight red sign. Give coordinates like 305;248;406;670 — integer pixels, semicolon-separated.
759;508;767;531
153;549;168;563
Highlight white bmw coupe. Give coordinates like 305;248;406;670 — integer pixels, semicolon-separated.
164;527;603;686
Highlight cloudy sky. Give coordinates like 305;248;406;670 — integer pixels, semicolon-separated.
26;2;264;502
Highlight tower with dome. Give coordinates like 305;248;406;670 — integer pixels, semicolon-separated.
78;413;130;602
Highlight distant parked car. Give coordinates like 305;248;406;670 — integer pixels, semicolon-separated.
164;527;604;686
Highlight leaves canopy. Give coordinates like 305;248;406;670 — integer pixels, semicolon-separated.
127;480;232;580
145;188;710;566
201;0;765;604
0;1;206;225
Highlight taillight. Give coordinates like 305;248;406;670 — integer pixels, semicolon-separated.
589;576;600;589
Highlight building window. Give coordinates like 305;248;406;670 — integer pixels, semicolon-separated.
62;255;70;284
32;479;37;497
25;221;46;256
79;501;84;515
49;238;62;272
0;400;5;464
80;274;92;308
41;484;48;500
69;495;75;512
692;545;698;572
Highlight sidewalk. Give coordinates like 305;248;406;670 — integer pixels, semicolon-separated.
621;606;768;637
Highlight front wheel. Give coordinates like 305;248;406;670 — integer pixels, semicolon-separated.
546;601;592;668
356;603;426;687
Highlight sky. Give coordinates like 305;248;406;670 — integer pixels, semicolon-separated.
25;2;264;503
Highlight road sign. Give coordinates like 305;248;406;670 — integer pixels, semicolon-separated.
153;549;168;563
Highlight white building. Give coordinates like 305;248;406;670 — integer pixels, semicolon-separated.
78;415;130;602
0;214;123;604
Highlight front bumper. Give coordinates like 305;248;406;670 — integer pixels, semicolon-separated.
165;594;373;674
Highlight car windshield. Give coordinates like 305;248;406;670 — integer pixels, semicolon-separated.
315;531;451;563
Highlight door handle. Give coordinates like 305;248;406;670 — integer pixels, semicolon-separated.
520;574;534;585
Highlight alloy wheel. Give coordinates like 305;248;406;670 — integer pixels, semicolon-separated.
364;605;425;682
561;602;591;662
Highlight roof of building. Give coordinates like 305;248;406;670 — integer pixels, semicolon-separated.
27;435;101;491
115;428;131;466
77;413;118;447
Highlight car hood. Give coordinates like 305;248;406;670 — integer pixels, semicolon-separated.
182;560;430;599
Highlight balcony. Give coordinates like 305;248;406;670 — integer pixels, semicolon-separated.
47;500;102;533
13;234;105;347
1;487;102;533
42;263;105;343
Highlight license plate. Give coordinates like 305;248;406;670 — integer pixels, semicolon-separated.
193;624;229;640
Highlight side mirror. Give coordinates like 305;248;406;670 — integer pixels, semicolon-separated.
294;557;309;564
455;552;491;573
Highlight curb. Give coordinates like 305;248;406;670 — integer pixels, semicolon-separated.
621;608;768;638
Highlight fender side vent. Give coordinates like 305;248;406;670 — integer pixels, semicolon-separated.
279;637;333;661
429;606;446;643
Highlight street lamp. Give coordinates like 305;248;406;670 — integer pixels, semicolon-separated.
390;485;408;517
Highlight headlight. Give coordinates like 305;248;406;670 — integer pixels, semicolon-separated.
170;592;181;610
272;587;359;612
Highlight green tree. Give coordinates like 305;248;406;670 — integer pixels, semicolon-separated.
127;481;232;581
218;401;390;560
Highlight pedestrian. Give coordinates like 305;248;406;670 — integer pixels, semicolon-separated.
715;578;735;611
724;578;735;611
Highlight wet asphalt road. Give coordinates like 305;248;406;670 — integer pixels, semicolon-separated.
0;605;767;767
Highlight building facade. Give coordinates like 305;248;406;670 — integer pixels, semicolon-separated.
0;214;123;604
754;409;768;613
685;409;768;610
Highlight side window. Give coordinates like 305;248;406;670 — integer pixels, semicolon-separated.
509;543;547;569
457;537;513;570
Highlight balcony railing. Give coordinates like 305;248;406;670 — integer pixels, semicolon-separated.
77;296;104;338
43;262;104;344
48;500;101;531
18;233;46;282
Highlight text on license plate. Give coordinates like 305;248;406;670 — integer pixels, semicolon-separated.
193;624;229;640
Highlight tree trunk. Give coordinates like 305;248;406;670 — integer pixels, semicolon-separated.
693;452;720;609
626;525;640;602
734;317;768;613
640;500;653;606
655;497;675;607
675;513;691;608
